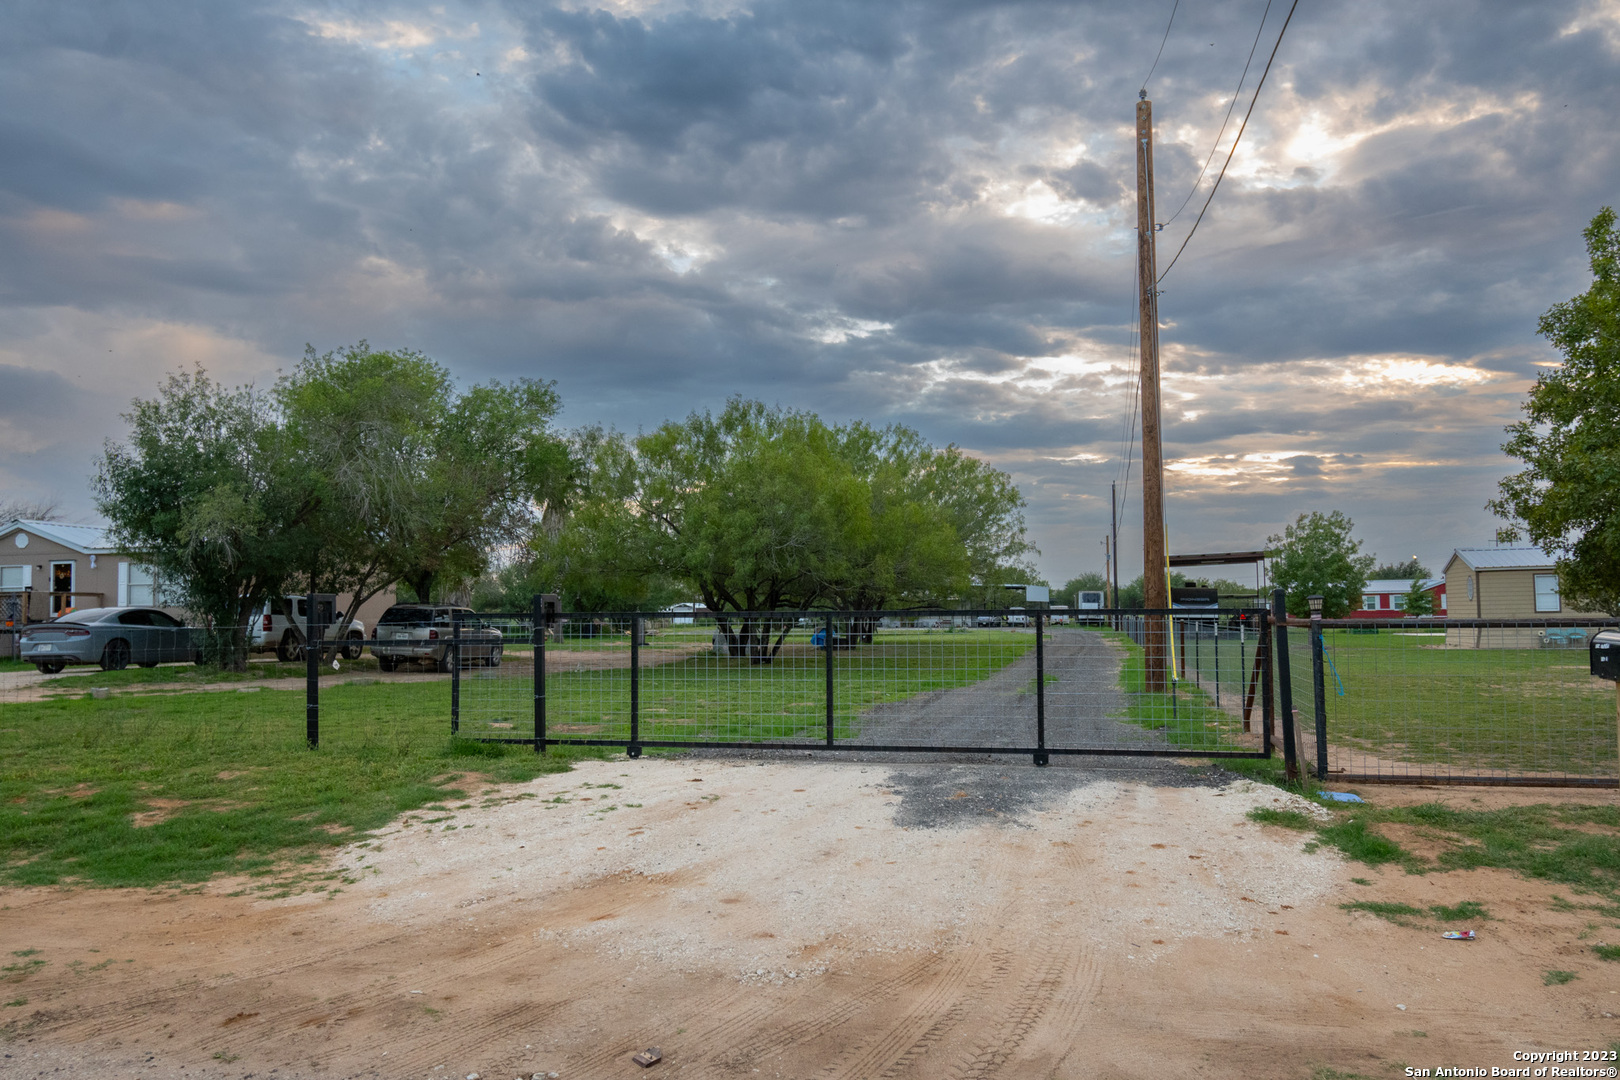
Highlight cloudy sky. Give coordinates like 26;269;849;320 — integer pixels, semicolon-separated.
3;0;1617;584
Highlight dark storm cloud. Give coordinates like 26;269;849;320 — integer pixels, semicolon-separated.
0;0;1615;578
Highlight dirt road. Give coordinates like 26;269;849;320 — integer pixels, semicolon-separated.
3;759;1617;1080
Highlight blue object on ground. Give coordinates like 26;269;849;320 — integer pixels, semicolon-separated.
811;628;836;648
1320;791;1364;803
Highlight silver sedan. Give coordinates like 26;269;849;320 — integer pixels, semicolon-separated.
19;607;199;674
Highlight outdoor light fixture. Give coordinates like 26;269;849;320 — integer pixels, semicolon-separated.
1308;595;1324;618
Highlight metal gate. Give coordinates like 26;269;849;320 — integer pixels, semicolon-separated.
446;603;1278;766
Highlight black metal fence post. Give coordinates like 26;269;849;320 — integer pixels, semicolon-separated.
1273;588;1299;783
824;613;835;748
533;594;546;754
1259;610;1274;757
1213;620;1221;708
305;575;319;749
628;616;642;758
1311;613;1329;780
450;617;461;735
1033;611;1048;766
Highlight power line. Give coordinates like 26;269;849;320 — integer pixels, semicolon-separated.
1164;0;1275;227
1156;0;1302;284
1139;0;1181;94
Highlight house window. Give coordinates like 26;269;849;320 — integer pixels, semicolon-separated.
0;565;25;590
119;562;167;606
1534;573;1561;613
1467;577;1474;601
1439;591;1447;611
1391;595;1406;611
1362;595;1377;611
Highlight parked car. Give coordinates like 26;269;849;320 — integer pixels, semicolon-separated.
1006;607;1030;627
20;606;198;673
974;614;1004;627
249;596;367;661
369;604;503;672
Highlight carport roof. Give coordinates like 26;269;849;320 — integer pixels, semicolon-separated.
0;519;119;554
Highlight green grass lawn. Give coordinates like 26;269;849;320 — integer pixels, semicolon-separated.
1167;627;1617;776
1301;631;1614;775
0;678;606;889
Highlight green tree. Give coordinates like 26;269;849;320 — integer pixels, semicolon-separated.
278;344;577;623
96;369;316;668
1400;580;1435;618
1370;557;1431;580
1490;207;1620;615
1266;510;1375;618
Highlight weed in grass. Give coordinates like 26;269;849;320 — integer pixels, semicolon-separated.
1594;944;1620;961
1351;878;1373;886
1340;901;1426;926
9;950;38;958
1310;1067;1375;1080
1544;970;1578;985
1;958;45;979
4;997;26;1007
1247;808;1315;830
1309;818;1413;868
1428;901;1489;922
212;1051;241;1063
1340;900;1488;926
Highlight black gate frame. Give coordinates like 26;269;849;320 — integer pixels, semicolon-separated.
444;599;1278;768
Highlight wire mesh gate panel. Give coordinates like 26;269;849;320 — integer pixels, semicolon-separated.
1280;617;1620;787
449;607;1273;763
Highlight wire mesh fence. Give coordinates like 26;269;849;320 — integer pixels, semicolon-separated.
1278;617;1620;787
451;608;1271;761
5;597;1613;788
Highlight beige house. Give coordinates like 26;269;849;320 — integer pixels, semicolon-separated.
1443;546;1609;648
1;518;397;657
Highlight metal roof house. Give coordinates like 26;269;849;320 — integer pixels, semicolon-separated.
1442;546;1608;647
0;519;176;654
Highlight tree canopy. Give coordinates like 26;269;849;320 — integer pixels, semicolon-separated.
1266;510;1375;618
547;399;1031;658
96;368;313;667
1370;557;1431;580
96;346;576;666
1490;207;1620;615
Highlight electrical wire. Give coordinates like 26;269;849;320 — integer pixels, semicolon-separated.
1156;0;1301;284
1140;0;1181;94
1164;0;1275;227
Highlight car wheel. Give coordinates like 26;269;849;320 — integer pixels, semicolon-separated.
375;655;398;672
486;649;502;669
436;649;455;673
100;639;131;671
275;632;303;663
35;660;65;675
342;633;364;660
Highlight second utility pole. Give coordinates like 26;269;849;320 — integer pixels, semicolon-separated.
1136;91;1169;692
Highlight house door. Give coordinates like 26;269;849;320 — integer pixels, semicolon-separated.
50;561;74;615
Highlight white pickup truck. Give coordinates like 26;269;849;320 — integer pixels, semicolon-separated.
249;597;367;661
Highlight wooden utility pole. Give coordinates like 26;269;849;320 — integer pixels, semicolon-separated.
1136;92;1169;692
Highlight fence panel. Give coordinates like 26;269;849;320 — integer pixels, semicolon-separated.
1286;617;1620;787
